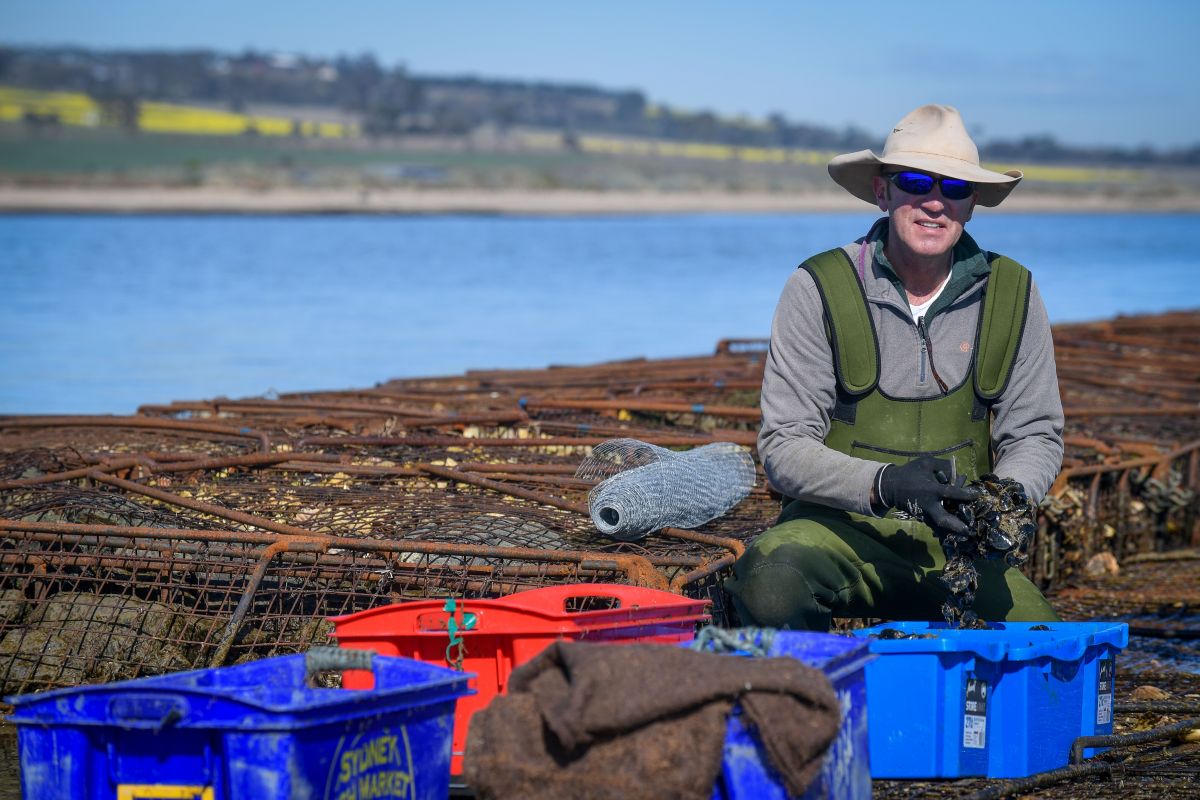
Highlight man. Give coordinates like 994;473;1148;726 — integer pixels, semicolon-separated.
726;104;1063;631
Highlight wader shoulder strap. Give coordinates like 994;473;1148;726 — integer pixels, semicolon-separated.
974;255;1032;400
799;249;879;396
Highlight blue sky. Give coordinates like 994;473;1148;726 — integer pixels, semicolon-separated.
2;0;1198;148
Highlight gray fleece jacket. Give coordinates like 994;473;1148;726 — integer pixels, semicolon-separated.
758;219;1065;515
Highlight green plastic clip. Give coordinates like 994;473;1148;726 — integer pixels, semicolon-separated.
442;597;476;671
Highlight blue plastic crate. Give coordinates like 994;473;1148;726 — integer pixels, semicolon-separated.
851;621;1128;779
693;629;873;800
5;648;473;800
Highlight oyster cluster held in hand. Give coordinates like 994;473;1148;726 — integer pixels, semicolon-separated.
939;475;1037;628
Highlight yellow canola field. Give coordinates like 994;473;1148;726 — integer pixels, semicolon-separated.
579;134;835;166
0;86;99;125
0;85;354;138
983;163;1142;184
580;133;1140;183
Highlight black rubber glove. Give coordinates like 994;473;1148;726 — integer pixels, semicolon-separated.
877;457;980;535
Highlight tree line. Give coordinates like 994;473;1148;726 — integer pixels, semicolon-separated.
2;45;1195;165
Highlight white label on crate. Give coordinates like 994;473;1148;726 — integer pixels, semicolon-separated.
1097;658;1115;725
962;678;988;750
1097;693;1113;726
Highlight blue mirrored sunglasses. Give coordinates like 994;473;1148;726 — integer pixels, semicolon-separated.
886;171;975;201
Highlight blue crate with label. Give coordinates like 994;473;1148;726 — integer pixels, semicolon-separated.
5;647;473;800
692;628;874;800
850;621;1128;779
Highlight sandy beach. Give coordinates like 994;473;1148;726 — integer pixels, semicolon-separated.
1;186;1198;215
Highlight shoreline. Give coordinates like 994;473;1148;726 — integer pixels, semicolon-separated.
1;186;1198;215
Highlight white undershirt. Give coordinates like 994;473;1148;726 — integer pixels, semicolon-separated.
908;272;953;323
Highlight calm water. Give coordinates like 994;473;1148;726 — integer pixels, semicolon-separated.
1;212;1197;414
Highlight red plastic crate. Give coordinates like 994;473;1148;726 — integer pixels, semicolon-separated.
329;584;710;774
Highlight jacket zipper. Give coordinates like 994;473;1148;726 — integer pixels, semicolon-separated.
917;315;950;394
917;316;928;383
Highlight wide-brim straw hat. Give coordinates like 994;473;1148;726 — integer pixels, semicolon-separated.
828;104;1022;207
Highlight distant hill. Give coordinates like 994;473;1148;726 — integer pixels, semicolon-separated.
1;44;1197;165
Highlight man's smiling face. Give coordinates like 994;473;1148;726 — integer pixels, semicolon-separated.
872;171;977;262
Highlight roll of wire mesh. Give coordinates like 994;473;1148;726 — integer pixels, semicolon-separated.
575;438;756;541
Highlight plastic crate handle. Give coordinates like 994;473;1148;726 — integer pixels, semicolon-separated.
502;584;679;614
306;646;375;676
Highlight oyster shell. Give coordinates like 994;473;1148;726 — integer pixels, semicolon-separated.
939;474;1036;628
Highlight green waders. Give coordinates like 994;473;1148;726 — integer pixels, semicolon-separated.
726;249;1059;631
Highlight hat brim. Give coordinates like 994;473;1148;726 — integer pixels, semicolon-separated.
828;149;1022;207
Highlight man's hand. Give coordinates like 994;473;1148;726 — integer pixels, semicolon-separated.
877;457;980;535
